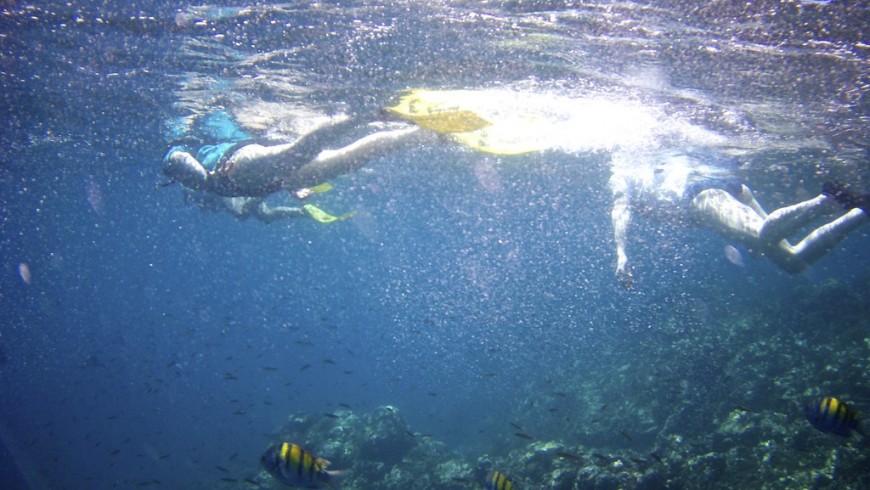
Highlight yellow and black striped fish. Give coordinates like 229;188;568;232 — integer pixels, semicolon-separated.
804;397;865;438
260;442;345;488
484;470;515;490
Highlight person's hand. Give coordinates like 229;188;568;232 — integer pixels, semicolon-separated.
617;264;634;290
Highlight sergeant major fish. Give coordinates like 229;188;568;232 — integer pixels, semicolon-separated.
804;396;865;438
485;470;515;490
260;442;345;488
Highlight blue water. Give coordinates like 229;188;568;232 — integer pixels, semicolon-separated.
2;1;869;489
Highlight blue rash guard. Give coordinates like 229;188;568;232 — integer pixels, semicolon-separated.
195;142;238;170
163;110;253;169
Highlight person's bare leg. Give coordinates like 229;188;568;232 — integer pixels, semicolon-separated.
222;197;260;219
292;126;425;189
695;189;867;272
217;118;361;194
691;188;765;240
736;184;768;219
254;202;307;223
758;194;839;243
788;208;869;265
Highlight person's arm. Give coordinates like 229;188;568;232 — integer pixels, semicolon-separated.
610;175;634;289
290;125;427;189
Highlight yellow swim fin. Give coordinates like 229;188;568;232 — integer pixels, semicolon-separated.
303;204;356;224
386;91;491;134
392;108;491;134
386;89;553;155
307;182;333;194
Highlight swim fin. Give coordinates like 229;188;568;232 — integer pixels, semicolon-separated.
308;183;333;194
388;107;492;134
303;204;356;224
385;89;547;155
386;91;491;134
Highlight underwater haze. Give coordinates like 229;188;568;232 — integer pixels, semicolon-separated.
2;1;869;489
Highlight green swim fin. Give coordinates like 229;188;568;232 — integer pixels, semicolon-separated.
308;182;333;194
303;204;356;224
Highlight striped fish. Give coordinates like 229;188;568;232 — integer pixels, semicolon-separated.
260;442;344;488
804;397;864;437
484;471;515;490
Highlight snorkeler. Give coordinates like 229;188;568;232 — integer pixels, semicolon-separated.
181;189;353;224
162;111;428;199
609;150;869;288
181;190;306;223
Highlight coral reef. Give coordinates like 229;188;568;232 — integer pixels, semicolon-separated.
244;402;867;490
240;279;870;489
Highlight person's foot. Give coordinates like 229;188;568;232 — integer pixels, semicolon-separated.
823;180;853;206
823;180;870;214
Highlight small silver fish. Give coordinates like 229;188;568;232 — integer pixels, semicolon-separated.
724;245;744;267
